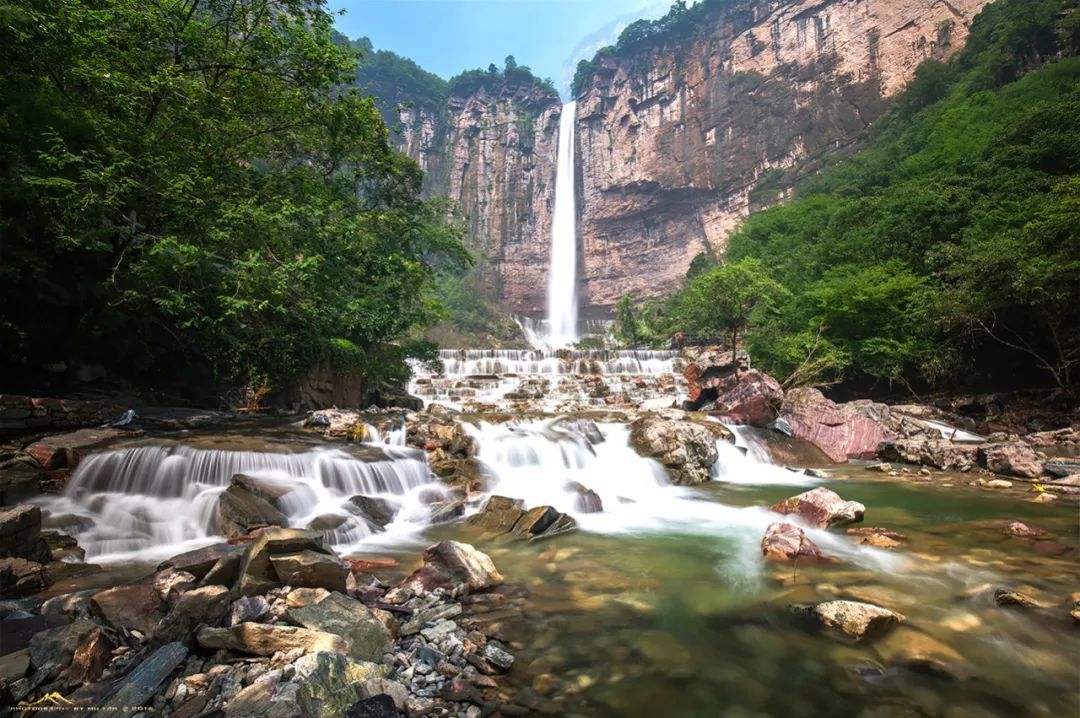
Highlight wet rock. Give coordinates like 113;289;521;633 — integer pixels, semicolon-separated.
230;595;272;625
286;588;331;609
770;487;865;528
197;622;347;656
154;585;231;644
233;528;334;597
0;557;51;596
793;600;905;641
347;496;395;531
400;603;462;636
705;369;784;426
159;543;244;584
98;641;188;711
91;583;166;634
567;482;603;513
428;499;466;524
682;347;750;407
291;651;391;718
979;443;1044;478
0;648;28;683
218;474;291;539
877;439;980;471
984;479;1013;489
154;568;197;605
347;694;403;718
384;541;502;603
761;523;828;563
289;592;392;663
993;589;1044;609
58;626;115;687
875;629;972;679
1001;521;1053;540
0;504;51;563
466;495;577;540
846;527;905;549
629;415;718;485
41;590;95;619
549;417;605;445
269;550;350;593
24;427;134;470
28;619;100;681
480;640;515;671
780;388;893;463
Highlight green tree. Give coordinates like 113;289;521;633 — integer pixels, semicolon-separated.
612;293;643;346
0;0;468;399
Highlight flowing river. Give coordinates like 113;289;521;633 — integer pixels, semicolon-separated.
31;411;1080;717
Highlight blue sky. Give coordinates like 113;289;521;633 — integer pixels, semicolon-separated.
331;0;683;98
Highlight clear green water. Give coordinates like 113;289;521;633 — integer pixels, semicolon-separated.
439;476;1079;717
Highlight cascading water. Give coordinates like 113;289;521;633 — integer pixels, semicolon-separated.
39;442;443;563
545;101;579;348
710;424;819;486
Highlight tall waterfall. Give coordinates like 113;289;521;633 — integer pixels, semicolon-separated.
546;101;578;347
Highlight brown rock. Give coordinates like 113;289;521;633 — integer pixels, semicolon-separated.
706;370;784;427
269;550;350;592
196;622;347;656
154;585;231;644
158;543;244;583
24;427;133;470
0;557;51;596
979;443;1044;478
0;504;51;563
878;438;979;471
875;629;972;678
217;474;290;539
794;600;905;641
233;527;334;597
761;523;828;563
770;487;865;528
91;583;166;634
847;527;905;549
385;540;502;603
58;626;115;687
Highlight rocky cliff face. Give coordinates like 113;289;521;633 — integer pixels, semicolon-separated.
393;84;561;313
574;0;991;308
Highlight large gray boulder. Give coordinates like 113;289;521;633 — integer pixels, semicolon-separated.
288;592;392;663
217;474;291;539
629;415;719;485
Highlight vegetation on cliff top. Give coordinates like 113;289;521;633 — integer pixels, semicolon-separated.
0;0;469;400
623;0;1080;396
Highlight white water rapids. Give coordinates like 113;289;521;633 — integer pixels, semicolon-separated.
36;419;903;577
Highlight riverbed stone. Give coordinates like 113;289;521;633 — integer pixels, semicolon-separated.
58;625;115;687
875;629;972;679
384;541;502;603
761;523;828;563
28;619;100;678
629;414;718;485
846;527;905;549
24;427;134;470
197;622;348;656
233;528;334;597
770;487;865;528
0;504;51;563
980;442;1044;478
270;550;350;592
154;585;231;644
288;592;393;662
347;496;395;530
91;582;166;634
794;600;905;641
159;542;244;584
218;474;291;538
0;557;51;596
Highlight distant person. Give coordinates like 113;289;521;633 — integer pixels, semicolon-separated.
674;332;685;350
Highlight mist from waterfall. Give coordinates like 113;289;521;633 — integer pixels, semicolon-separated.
545;101;579;348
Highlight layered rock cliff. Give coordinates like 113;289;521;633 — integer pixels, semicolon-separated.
391;82;562;312
573;0;992;308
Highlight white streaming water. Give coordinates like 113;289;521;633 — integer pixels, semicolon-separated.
545;101;578;348
38;443;444;563
432;348;678;376
711;425;819;486
464;418;902;572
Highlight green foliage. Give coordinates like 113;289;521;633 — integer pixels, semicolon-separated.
719;0;1080;391
612;293;646;346
448;60;558;102
0;0;468;397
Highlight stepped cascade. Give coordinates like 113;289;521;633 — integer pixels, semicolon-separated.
409;347;688;411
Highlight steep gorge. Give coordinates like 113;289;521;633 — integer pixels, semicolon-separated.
371;0;992;315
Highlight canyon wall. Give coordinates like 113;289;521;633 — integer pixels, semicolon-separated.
390;83;562;312
578;0;989;304
574;0;992;309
